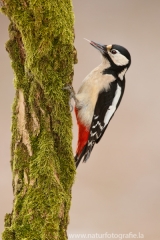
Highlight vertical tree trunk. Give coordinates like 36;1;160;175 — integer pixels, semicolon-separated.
1;0;77;239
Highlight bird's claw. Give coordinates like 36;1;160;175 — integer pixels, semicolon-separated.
63;85;75;94
63;85;75;112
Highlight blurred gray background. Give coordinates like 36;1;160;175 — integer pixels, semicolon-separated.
0;0;160;239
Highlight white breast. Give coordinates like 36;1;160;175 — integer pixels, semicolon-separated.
75;60;115;128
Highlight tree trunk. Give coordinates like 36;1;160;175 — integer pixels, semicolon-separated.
1;0;77;239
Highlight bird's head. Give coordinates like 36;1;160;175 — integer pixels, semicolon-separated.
85;39;131;75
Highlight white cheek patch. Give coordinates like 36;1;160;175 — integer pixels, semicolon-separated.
118;68;127;80
104;84;121;127
108;52;129;66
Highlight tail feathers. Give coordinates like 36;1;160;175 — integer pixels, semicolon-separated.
74;144;87;168
74;141;95;168
74;154;82;168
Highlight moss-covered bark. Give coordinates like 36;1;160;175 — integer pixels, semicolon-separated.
1;0;77;239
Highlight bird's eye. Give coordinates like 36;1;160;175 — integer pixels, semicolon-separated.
111;49;117;54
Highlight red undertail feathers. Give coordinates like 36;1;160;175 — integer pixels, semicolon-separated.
74;107;89;167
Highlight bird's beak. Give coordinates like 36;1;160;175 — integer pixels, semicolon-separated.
84;38;106;55
90;41;106;54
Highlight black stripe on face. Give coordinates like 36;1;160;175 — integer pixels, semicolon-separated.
102;66;126;79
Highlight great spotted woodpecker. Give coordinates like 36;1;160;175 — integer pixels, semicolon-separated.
67;40;131;168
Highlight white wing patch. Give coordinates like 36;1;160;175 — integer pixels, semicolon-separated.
104;84;122;127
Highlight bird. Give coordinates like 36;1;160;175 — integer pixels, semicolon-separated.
66;39;131;168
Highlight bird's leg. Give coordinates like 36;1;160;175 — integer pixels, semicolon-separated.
63;85;77;112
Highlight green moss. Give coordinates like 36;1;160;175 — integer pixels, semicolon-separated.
1;0;76;239
2;227;15;240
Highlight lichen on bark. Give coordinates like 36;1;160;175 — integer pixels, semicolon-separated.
1;0;77;239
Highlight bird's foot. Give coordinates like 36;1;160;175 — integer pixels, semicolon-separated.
63;85;76;112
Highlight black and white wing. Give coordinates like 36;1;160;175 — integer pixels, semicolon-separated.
82;79;125;162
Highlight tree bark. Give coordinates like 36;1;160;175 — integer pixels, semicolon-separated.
1;0;77;239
